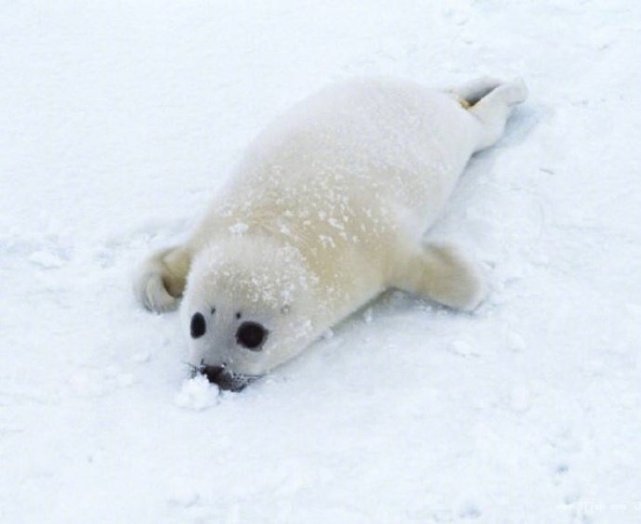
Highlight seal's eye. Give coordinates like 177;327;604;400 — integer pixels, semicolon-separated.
190;312;206;338
236;321;267;350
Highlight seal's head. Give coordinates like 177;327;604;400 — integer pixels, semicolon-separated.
182;236;320;391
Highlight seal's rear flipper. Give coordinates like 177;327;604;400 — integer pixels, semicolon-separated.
469;78;528;151
448;76;503;107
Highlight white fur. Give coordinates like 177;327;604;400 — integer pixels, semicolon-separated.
134;77;527;381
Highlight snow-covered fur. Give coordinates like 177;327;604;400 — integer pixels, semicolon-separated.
134;77;527;388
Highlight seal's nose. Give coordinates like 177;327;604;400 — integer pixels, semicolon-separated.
200;365;250;392
200;364;226;383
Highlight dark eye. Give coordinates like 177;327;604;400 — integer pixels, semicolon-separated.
190;313;206;338
235;321;267;350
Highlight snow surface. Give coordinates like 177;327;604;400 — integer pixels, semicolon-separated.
1;1;641;522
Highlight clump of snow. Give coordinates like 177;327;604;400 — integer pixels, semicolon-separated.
174;375;220;411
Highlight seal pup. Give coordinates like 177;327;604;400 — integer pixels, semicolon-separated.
134;76;527;390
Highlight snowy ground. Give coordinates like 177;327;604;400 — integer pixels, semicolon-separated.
2;1;641;522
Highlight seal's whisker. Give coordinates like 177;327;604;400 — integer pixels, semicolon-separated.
182;361;202;377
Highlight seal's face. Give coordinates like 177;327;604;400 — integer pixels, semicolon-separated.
183;238;319;391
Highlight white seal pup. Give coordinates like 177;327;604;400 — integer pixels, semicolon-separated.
134;77;527;390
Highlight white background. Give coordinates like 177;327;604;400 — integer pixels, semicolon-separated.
1;1;640;522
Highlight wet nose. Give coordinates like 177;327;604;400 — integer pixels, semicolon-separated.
200;365;249;392
200;365;226;383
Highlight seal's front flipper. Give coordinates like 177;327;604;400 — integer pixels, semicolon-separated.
395;243;486;311
133;246;191;313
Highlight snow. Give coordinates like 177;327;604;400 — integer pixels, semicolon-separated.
1;0;641;522
174;375;220;412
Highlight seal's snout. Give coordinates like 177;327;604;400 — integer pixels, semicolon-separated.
199;365;254;392
200;364;226;382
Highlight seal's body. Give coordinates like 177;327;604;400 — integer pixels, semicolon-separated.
135;77;527;390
